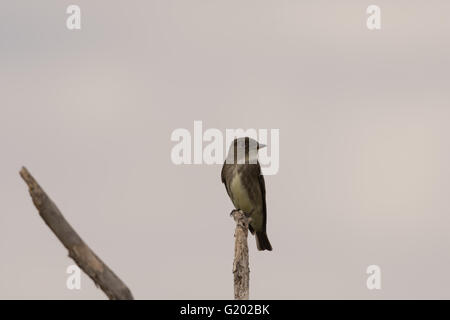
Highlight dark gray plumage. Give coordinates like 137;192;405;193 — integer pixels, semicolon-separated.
221;137;272;251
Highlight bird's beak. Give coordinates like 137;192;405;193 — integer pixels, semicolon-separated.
259;144;266;149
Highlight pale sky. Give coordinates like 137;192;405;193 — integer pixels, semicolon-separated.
1;1;450;299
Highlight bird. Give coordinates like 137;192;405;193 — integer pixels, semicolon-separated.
221;137;272;251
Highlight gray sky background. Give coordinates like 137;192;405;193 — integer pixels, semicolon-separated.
1;1;450;299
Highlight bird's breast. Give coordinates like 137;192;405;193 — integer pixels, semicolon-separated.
229;172;253;215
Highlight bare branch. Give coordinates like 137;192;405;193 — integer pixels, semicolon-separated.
19;167;133;300
231;210;250;300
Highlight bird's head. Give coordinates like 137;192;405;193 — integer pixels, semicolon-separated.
227;137;266;164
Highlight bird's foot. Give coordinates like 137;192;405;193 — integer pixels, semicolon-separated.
230;209;239;217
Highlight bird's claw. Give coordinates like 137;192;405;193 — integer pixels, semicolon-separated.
230;209;252;218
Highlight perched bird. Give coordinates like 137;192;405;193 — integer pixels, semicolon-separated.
221;137;272;251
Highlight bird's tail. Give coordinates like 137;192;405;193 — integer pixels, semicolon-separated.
255;231;272;251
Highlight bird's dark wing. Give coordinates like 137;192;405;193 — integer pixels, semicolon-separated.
257;163;268;232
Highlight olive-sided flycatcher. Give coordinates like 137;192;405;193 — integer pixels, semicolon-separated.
221;137;272;251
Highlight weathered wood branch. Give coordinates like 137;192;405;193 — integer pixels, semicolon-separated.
19;167;133;300
231;210;250;300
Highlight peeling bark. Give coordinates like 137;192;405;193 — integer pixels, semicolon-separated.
231;210;250;300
